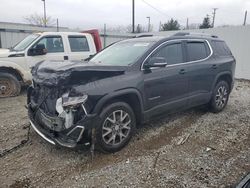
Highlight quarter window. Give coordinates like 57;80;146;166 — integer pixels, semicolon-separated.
153;43;184;65
186;41;210;61
212;41;232;56
68;36;90;52
33;36;64;53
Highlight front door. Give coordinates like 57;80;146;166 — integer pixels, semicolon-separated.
143;41;189;116
26;35;66;68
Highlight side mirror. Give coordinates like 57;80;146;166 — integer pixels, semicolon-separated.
28;44;47;56
144;57;168;69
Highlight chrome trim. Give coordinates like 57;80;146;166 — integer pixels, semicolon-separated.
149;96;161;100
81;104;88;115
67;125;85;142
141;39;213;70
30;120;56;145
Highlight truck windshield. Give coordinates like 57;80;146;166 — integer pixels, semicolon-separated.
12;34;40;51
90;40;155;66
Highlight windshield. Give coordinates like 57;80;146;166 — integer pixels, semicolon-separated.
13;34;40;51
90;40;155;66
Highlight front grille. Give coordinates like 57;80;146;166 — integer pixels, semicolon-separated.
31;84;65;116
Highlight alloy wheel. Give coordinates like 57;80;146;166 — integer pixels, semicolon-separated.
215;85;228;109
102;110;131;146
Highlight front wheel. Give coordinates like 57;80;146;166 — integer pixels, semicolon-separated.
96;102;136;153
210;80;230;113
0;73;21;98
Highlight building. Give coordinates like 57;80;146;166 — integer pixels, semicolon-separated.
0;22;69;48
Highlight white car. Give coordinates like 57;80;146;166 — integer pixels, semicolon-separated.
0;32;99;97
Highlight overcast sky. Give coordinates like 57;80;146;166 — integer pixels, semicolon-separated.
0;0;249;31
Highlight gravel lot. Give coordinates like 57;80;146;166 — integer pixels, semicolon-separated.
0;80;249;188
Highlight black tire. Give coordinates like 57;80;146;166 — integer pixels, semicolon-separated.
210;80;230;113
96;102;136;153
0;73;21;98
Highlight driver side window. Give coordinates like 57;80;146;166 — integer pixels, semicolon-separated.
152;42;184;65
33;36;64;53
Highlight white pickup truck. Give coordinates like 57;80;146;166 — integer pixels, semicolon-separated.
0;31;101;97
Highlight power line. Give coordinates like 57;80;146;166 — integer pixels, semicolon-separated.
141;0;171;18
140;0;186;24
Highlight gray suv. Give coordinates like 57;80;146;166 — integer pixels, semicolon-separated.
28;32;236;153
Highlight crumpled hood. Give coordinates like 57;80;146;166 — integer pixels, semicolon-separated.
32;60;127;86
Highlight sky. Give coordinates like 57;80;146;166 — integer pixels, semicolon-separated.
0;0;249;31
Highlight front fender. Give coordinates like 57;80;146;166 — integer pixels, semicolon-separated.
92;88;144;115
0;60;31;84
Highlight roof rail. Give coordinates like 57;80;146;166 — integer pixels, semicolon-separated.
172;32;218;38
135;34;153;38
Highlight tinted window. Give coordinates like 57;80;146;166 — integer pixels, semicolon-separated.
33;36;64;53
90;41;155;66
68;36;90;52
187;41;209;61
153;43;183;65
213;41;232;56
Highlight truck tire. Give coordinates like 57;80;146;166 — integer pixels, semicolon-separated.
96;102;136;153
0;73;21;98
209;80;229;113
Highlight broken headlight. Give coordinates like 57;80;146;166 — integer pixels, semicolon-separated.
61;93;88;108
55;93;88;129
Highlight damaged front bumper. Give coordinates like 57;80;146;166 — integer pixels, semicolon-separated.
27;87;99;148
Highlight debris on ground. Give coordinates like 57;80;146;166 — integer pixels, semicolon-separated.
0;80;250;187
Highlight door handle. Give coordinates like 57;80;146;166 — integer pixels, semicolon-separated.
211;64;218;69
64;56;69;60
179;69;186;74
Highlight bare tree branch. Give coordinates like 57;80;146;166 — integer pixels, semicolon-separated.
23;13;56;27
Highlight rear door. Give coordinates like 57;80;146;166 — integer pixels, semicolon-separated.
184;39;216;106
143;40;189;115
67;35;96;61
26;35;65;67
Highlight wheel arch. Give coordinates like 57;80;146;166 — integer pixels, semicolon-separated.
92;88;144;126
0;66;24;83
212;71;233;92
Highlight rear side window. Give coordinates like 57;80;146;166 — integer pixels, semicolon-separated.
212;41;232;56
186;41;210;61
153;43;184;65
68;36;90;52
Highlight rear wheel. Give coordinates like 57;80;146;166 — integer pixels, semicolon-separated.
96;102;136;153
0;73;21;98
210;80;230;113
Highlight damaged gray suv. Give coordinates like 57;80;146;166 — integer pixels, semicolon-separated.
28;32;236;153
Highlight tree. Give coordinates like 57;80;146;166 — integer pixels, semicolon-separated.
24;13;55;27
199;15;212;29
161;18;180;31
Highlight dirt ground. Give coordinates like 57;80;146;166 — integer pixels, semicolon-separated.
0;80;249;188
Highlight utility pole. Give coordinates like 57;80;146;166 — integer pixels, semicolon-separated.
212;8;218;28
56;18;59;32
132;0;135;33
41;0;47;27
103;24;107;47
243;10;248;26
146;16;151;32
159;21;161;31
186;18;189;30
